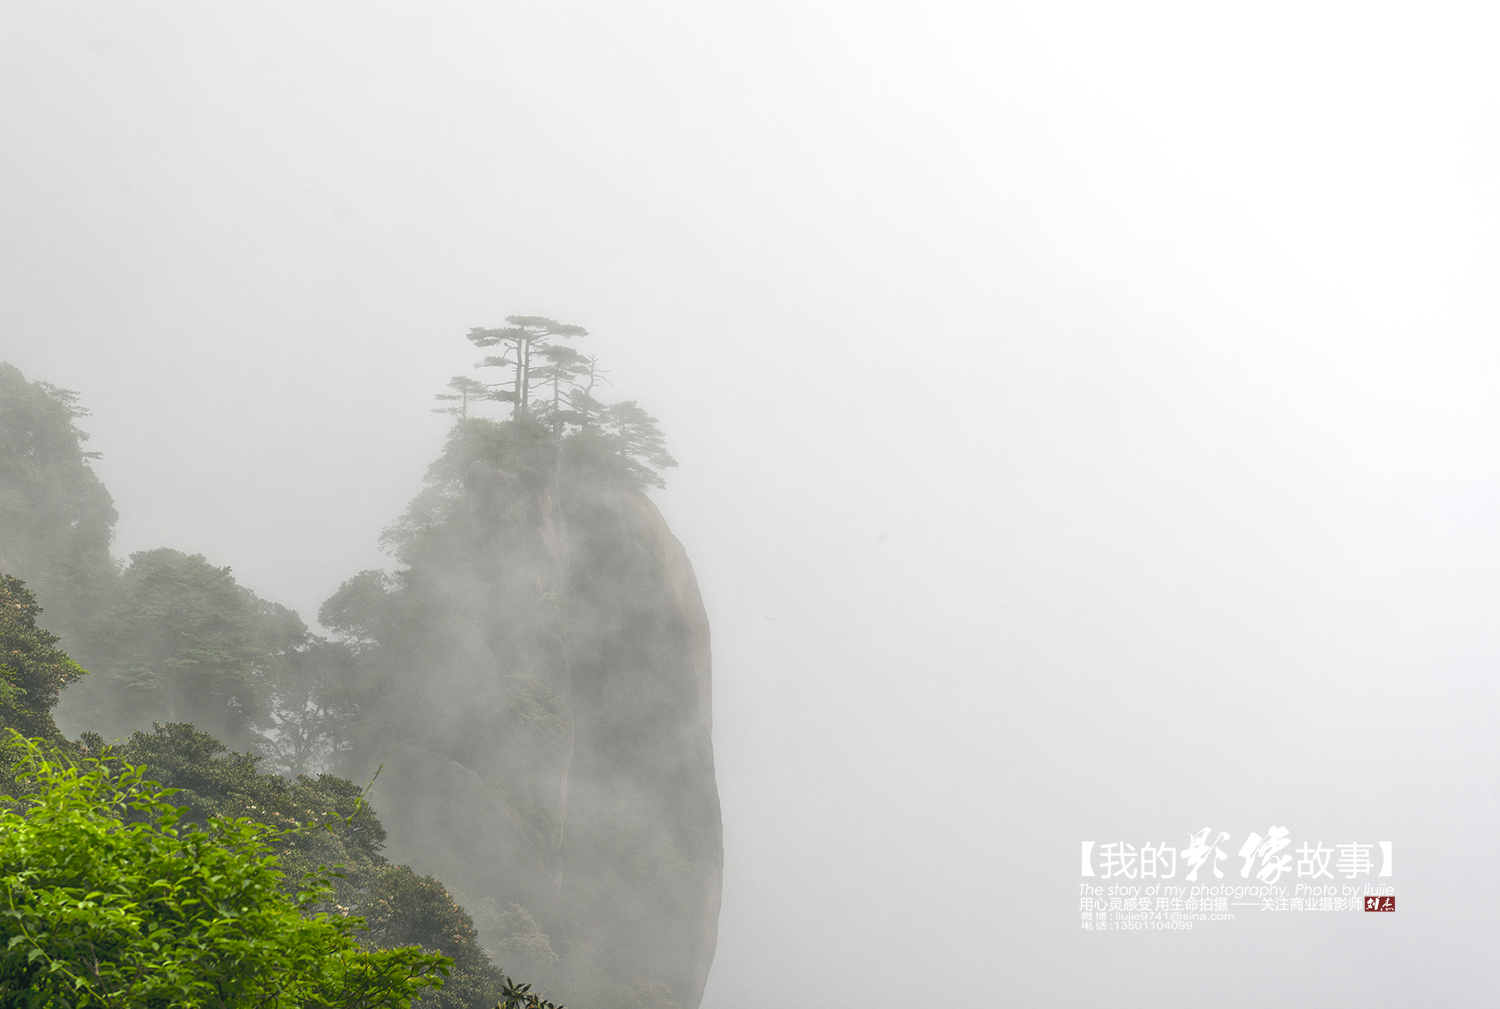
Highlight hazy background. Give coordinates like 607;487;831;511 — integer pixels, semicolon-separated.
3;3;1498;1005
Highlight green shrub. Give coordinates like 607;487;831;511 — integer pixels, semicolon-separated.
0;735;450;1008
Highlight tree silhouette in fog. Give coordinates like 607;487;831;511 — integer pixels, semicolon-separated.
457;317;678;491
602;401;677;489
467;316;588;418
531;345;588;437
432;375;495;420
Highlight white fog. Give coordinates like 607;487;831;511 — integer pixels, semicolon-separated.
2;3;1497;1006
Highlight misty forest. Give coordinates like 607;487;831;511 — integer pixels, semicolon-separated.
0;319;721;1009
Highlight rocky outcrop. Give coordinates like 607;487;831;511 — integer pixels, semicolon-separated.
560;486;721;1008
372;435;721;1009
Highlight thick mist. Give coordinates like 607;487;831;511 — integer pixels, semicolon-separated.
4;3;1499;1006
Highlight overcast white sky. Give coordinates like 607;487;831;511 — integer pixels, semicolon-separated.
4;3;1499;1005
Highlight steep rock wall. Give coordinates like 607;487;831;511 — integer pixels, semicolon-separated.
560;485;722;1008
373;445;721;1009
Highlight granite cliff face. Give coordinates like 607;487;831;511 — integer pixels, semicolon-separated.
350;423;721;1009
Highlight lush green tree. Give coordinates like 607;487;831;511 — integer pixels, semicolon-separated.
78;722;390;929
242;596;370;778
0;363;119;648
360;866;506;1009
318;571;396;657
86;724;382;851
83;724;525;1009
65;549;264;747
0;736;450;1008
468;317;587;419
0;576;87;744
313;571;408;784
252;636;367;779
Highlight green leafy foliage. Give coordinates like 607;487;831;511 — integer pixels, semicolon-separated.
359;866;506;1009
64;549;263;747
85;724;384;858
246;597;369;778
318;571;394;657
0;735;450;1008
0;576;86;743
58;553;365;770
496;976;567;1009
81;724;525;1009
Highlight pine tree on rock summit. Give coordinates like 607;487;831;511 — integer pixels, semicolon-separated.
467;317;588;419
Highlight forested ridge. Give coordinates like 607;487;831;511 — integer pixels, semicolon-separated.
0;319;720;1009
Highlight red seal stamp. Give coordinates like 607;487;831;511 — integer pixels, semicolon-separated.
1363;896;1395;912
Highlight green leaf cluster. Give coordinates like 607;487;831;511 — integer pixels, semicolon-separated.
0;575;86;744
0;735;450;1008
57;550;368;774
79;724;524;1009
81;548;264;745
